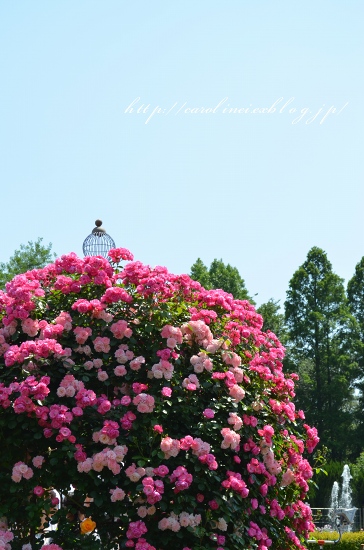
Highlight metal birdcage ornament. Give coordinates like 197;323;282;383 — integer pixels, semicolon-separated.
82;220;116;259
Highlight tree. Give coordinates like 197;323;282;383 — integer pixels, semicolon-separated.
347;257;364;456
190;258;211;290
0;238;56;288
257;299;288;344
351;451;364;508
284;247;358;460
190;258;253;302
347;257;364;361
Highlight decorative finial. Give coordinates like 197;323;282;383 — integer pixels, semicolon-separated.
92;220;106;235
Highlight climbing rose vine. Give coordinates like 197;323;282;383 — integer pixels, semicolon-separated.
0;249;319;550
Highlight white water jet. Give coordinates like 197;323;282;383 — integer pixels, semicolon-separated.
330;481;339;511
339;464;353;508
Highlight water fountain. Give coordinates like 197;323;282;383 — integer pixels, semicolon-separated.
339;464;353;509
329;465;357;531
308;465;358;546
330;481;339;512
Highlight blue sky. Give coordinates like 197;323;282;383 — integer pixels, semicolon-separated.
0;1;362;306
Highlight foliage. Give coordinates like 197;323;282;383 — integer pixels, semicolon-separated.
351;451;364;508
0;238;56;289
347;257;364;340
284;247;358;460
347;258;364;456
190;259;211;291
308;531;364;550
0;248;319;549
257;299;288;344
190;258;253;303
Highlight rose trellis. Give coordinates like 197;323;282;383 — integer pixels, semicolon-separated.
0;248;319;550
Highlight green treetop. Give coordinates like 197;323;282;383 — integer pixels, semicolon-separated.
0;238;56;289
190;258;211;290
190;257;253;302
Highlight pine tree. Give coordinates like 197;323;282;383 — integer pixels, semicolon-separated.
347;257;364;457
285;247;357;460
347;257;364;353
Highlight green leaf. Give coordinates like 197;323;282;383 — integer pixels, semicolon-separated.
94;495;104;507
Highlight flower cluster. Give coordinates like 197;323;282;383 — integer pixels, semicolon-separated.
158;512;201;532
11;462;34;483
0;248;318;550
0;527;13;549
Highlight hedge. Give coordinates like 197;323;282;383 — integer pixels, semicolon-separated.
306;531;364;549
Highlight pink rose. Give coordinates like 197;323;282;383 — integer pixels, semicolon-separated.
32;455;44;468
33;486;45;497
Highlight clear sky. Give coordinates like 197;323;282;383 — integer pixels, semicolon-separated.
0;1;363;307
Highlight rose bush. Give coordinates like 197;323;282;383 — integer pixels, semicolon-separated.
0;248;319;549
